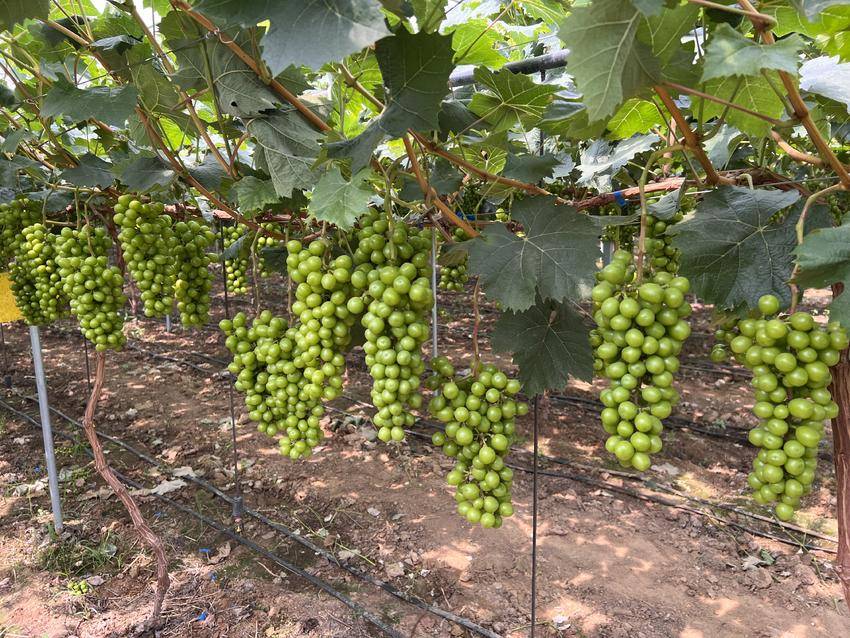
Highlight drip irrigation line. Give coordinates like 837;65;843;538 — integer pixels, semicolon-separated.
0;398;404;638
1;394;502;638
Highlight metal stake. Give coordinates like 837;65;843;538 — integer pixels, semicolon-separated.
165;313;172;333
531;394;540;638
431;230;438;359
29;326;63;533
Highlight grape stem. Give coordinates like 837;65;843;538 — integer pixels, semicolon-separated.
788;183;846;312
636;145;684;283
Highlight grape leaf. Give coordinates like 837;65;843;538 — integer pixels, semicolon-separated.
521;0;569;24
578;134;659;192
60;153;114;188
792;0;850;20
648;185;684;221
188;153;229;192
117;155;176;193
327;30;454;171
491;299;593;397
558;0;659;122
249;108;323;197
630;0;665;16
699;74;786;137
502;153;558;183
234;177;280;212
701;24;802;81
795;221;850;326
449;19;506;68
41;78;138;128
800;56;850;114
307;167;373;230
672;186;810;311
467;196;601;311
607;99;664;140
0;0;49;31
194;0;391;74
469;67;557;132
411;0;447;32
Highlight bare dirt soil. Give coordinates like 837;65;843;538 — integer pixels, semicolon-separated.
0;280;847;638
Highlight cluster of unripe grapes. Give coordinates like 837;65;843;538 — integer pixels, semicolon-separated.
257;223;281;277
643;212;682;274
67;579;90;596
590;249;692;470
712;294;848;520
55;225;127;351
427;357;526;528
173;220;215;326
10;223;68;325
353;212;433;442
113;195;177;318
222;223;250;294
0;198;41;270
438;228;469;291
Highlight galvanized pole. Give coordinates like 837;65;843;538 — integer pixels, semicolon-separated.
29;325;63;533
430;230;438;359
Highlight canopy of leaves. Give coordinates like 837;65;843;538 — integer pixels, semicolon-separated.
795;222;850;326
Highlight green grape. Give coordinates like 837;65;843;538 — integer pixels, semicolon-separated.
112;194;177;318
428;357;527;528
352;211;434;442
9;223;68;325
590;248;692;469
257;223;281;277
721;294;848;521
0;198;41;270
438;228;470;291
643;211;683;275
56;225;127;351
173;220;215;326
222;223;250;294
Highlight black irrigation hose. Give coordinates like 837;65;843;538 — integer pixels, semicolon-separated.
0;398;404;638
3;394;502;638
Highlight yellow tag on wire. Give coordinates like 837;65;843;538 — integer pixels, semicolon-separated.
0;272;22;323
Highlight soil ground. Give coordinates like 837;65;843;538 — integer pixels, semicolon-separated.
0;278;847;638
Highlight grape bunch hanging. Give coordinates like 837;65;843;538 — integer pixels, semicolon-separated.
55;225;127;351
438;227;470;291
353;212;434;442
590;249;692;470
222;223;250;294
10;223;68;325
112;195;177;318
0;198;41;270
713;295;848;521
173;220;215;326
427;357;527;528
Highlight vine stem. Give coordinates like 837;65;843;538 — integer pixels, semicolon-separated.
82;353;170;626
635;145;684;282
788;183;846;312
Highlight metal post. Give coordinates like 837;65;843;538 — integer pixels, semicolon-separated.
430;230;438;359
165;313;172;333
602;241;614;266
29;326;63;533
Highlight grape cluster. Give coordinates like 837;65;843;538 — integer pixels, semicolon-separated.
0;199;41;270
10;223;68;325
173;220;215;326
353;212;433;442
55;225;127;351
112;195;177;318
438;228;469;291
257;223;281;278
590;249;692;470
222;223;250;294
643;211;683;274
713;295;848;520
427;357;527;528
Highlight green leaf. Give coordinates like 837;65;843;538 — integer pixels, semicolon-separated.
607;98;663;139
0;129;33;153
91;34;139;55
41;77;138;128
491;299;593;397
795;221;850;326
502;153;558;183
194;0;391;74
0;0;49;31
469;67;557;132
558;0;659;122
672;186;810;311
637;3;700;64
648;185;684;221
0;83;18;108
701;24;801;82
800;56;850;114
307;167;373;230
60;153;114;187
578;134;659;191
792;0;850;20
118;155;176;193
188;153;229;192
521;0;569;24
234;176;280;212
450;19;506;68
630;0;665;16
467;196;600;311
411;0;447;32
539;98;606;140
326;30;454;171
249;108;323;198
699;74;786;137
